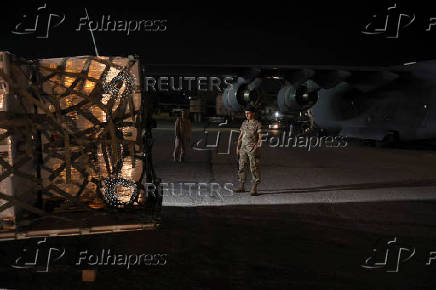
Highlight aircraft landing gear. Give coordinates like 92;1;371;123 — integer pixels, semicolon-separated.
376;131;400;148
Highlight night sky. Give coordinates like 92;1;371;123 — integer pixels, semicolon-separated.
1;0;435;66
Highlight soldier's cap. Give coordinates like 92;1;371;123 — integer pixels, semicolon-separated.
244;105;256;112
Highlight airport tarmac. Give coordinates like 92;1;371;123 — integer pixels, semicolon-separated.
1;125;436;289
153;126;436;207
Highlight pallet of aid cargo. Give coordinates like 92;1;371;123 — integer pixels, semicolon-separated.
0;51;162;241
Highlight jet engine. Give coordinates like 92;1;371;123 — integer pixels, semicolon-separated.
277;80;319;112
222;77;262;112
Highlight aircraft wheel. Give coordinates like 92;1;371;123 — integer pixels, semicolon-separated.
376;131;400;148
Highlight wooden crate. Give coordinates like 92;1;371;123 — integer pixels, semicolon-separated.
0;52;161;240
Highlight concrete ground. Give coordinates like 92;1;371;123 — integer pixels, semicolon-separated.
1;123;436;289
154;124;436;207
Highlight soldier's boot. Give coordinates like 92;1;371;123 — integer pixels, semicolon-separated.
233;183;245;193
250;184;258;196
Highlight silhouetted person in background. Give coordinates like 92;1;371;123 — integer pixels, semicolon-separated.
173;110;192;162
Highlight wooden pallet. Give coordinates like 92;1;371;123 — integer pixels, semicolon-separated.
0;53;161;238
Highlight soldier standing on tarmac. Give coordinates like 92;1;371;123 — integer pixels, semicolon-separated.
234;105;263;196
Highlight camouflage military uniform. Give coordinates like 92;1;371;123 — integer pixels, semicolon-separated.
238;119;262;185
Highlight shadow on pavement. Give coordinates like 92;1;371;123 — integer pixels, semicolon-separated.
257;179;436;195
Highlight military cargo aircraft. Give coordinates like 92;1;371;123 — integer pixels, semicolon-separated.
145;60;436;144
